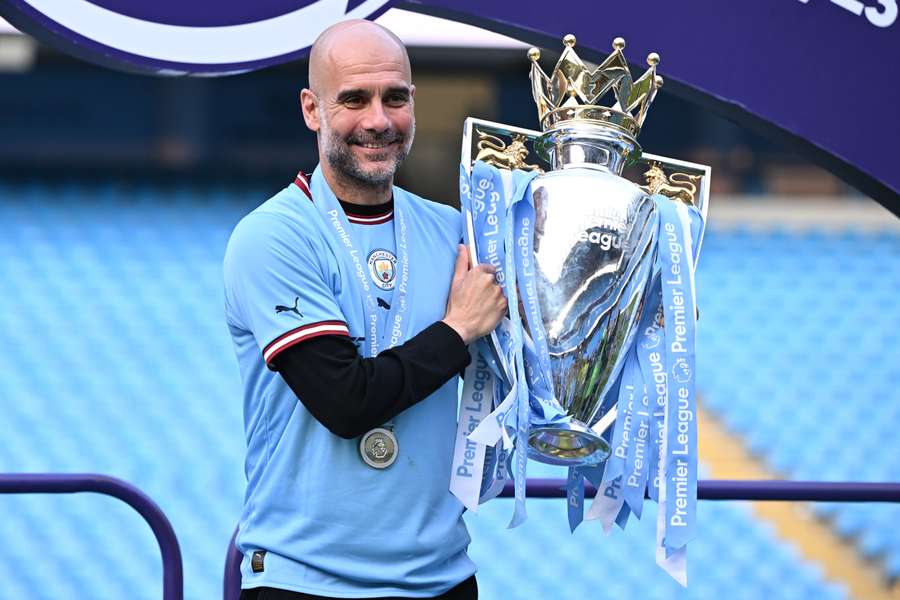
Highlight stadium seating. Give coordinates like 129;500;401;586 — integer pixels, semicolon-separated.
0;181;893;598
696;226;900;577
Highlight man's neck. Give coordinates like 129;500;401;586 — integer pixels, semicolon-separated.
321;164;392;206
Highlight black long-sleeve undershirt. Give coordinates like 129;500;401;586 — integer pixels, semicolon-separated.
272;321;470;439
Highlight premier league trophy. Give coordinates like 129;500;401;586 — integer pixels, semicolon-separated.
451;34;709;583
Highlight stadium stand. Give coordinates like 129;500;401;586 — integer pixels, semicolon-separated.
0;181;894;598
696;224;900;580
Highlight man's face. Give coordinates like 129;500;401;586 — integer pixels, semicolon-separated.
306;36;415;189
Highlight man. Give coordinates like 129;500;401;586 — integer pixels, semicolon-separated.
223;19;506;600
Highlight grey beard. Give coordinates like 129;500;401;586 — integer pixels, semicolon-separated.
324;126;413;190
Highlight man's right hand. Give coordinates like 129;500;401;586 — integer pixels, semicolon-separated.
442;244;507;345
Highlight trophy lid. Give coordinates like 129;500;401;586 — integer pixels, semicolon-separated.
529;35;663;138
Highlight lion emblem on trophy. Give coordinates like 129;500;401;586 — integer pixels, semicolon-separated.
474;131;542;172
640;163;702;205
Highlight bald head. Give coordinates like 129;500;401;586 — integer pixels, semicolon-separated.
308;20;411;96
299;20;416;204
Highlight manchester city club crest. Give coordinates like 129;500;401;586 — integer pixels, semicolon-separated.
367;249;397;291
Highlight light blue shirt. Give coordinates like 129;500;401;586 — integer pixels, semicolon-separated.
223;171;474;597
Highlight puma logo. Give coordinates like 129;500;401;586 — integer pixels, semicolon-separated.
275;297;302;317
377;298;391;310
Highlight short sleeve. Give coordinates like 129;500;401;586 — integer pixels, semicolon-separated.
224;211;349;367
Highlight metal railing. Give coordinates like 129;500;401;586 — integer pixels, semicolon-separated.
222;478;900;600
0;473;183;600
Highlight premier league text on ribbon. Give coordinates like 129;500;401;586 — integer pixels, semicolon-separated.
473;172;505;283
663;219;695;529
456;356;491;480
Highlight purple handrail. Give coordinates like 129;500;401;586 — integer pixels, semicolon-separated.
0;473;183;600
222;478;900;600
502;478;900;501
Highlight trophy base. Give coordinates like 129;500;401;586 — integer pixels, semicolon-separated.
527;420;611;467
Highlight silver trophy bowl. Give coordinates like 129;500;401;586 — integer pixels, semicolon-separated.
526;123;658;466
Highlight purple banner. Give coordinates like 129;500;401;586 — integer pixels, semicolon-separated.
403;0;899;210
0;0;897;210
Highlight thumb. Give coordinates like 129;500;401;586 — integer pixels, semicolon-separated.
453;244;470;281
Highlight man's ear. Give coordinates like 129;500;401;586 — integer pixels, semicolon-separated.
300;88;320;132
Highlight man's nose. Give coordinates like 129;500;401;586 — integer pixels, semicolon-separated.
360;100;390;132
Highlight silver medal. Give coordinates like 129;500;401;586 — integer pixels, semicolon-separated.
359;427;398;469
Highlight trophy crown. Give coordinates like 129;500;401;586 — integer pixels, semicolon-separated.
528;35;663;137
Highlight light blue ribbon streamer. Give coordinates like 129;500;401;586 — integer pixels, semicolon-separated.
459;164;511;385
472;162;508;286
654;195;700;555
566;466;585;532
501;168;541;528
638;298;666;504
603;359;639;483
583;194;703;569
615;502;631;530
513;190;555;404
459;163;551;525
622;352;652;519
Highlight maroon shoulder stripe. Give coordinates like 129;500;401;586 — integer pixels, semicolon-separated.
293;171;312;200
263;320;349;364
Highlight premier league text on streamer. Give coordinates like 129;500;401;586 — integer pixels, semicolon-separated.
328;208;377;355
516;216;543;334
614;383;635;461
648;346;666;492
456;355;492;479
664;220;693;527
389;216;409;347
474;175;505;283
626;385;650;491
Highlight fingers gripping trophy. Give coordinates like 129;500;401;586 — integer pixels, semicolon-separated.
451;34;710;583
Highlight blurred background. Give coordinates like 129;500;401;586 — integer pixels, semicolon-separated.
0;8;897;600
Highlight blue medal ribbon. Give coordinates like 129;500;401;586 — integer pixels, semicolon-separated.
309;167;411;357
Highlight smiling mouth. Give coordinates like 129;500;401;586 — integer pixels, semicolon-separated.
356;142;395;150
